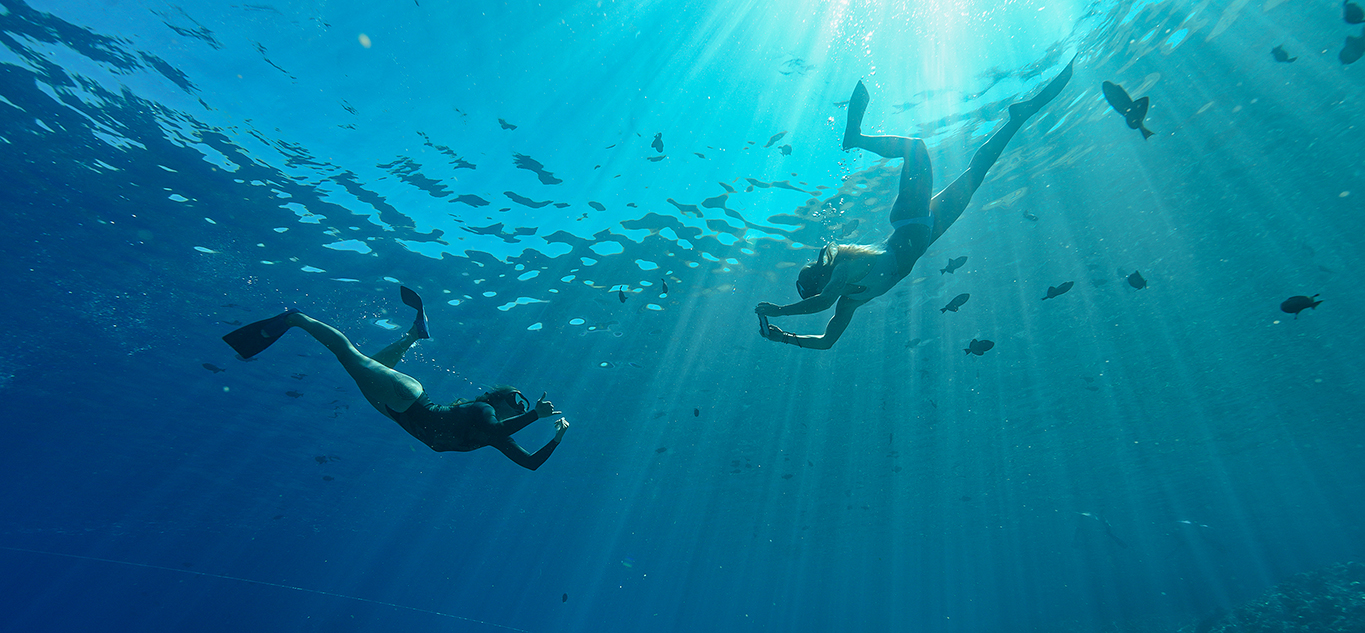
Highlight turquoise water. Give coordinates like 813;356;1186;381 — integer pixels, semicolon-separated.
2;0;1364;631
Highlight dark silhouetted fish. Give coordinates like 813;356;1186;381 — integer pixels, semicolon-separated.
588;201;605;211
1271;45;1297;63
497;118;517;130
562;593;568;603
1342;33;1365;64
940;256;967;274
779;144;792;156
645;155;666;162
651;132;664;153
660;278;669;294
1043;281;1075;300
963;339;995;356
764;131;787;147
694;407;700;417
1128;270;1147;289
1346;0;1364;24
286;390;303;398
1102;81;1154;139
1280;294;1322;318
655;447;667;454
322;475;334;481
1023;211;1038;221
941;293;970;313
618;289;627;303
202;363;225;373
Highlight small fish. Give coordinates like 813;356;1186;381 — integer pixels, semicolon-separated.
1271;45;1297;63
497;118;517;130
660;278;669;294
693;407;700;417
322;475;334;481
618;289;627;303
1280;294;1322;318
764;131;787;147
645;155;666;162
941;293;970;313
291;373;307;380
1128;270;1147;289
1042;281;1074;300
963;339;995;356
940;256;967;274
588;201;606;211
1023;211;1039;221
779;144;792;156
651;132;664;153
201;363;225;373
655;447;667;454
1341;33;1365;64
286;390;304;398
1102;81;1155;139
562;593;568;603
220;320;242;326
1346;0;1364;24
781;474;793;480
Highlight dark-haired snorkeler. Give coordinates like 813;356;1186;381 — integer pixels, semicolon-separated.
221;287;569;470
754;59;1074;349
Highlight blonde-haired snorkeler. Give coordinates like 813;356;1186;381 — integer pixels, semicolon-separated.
755;59;1073;350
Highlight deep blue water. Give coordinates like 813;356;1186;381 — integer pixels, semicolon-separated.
3;0;1365;631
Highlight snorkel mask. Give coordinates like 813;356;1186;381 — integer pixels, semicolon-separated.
795;244;837;299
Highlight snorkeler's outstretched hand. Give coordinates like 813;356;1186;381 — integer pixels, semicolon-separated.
535;392;562;418
755;302;781;316
763;323;787;342
554;418;569;436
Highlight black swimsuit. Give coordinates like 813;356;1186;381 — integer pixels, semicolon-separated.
385;394;488;452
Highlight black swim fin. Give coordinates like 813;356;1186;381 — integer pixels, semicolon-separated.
221;308;299;359
400;286;430;339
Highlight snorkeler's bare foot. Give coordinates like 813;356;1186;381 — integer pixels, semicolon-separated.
843;80;871;150
1008;58;1074;121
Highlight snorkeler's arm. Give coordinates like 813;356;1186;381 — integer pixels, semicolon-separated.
489;418;567;471
769;297;862;350
756;267;850;316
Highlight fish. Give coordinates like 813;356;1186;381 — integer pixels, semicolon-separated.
1023;211;1038;221
1271;45;1297;63
588;201;606;211
779;144;792;156
694;407;700;417
618;289;627;303
1347;0;1364;24
660;278;669;294
322;475;334;481
286;390;304;398
220;320;242;326
497;118;517;130
645;155;666;162
940;256;967;274
1101;81;1155;139
941;293;970;313
651;132;664;153
201;363;225;373
1280;294;1322;318
1042;281;1075;300
1341;33;1365;64
1128;270;1147;289
655;447;668;454
963;338;995;356
562;593;568;603
764;131;787;147
781;474;793;480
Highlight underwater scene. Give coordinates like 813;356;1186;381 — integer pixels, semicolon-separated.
3;0;1365;631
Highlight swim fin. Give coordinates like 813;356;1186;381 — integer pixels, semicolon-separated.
400;286;430;339
221;308;299;359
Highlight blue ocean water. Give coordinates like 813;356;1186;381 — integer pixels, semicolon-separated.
3;0;1364;631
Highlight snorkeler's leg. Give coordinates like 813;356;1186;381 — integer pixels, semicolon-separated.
371;329;421;369
929;60;1073;243
287;313;423;415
